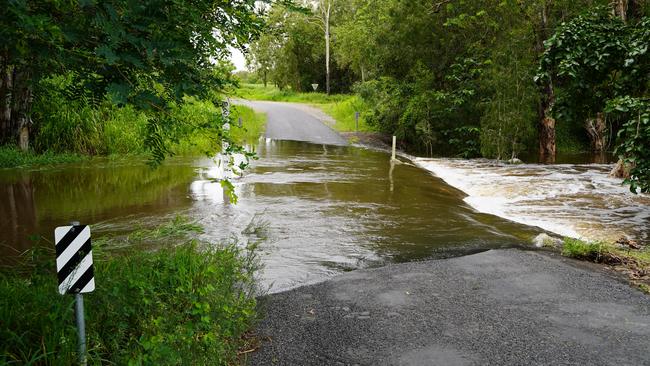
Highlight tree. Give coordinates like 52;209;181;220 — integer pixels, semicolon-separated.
248;34;276;87
318;0;333;95
540;6;649;191
1;0;265;161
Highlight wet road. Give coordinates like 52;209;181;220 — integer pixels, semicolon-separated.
236;100;348;146
249;249;650;366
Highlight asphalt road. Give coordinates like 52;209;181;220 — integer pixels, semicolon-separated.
248;249;650;366
237;100;348;146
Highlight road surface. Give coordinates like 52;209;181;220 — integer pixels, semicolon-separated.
236;100;348;146
248;249;650;365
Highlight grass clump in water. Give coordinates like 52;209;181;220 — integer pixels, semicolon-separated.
0;217;260;365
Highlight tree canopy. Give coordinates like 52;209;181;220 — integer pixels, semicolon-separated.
1;0;267;163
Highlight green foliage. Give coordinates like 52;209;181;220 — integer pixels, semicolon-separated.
0;145;86;169
539;9;630;129
562;237;605;260
0;217;260;365
2;0;266;164
540;11;650;190
247;2;356;93
607;96;650;193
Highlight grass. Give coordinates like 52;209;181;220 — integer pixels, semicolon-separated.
229;105;267;146
562;237;650;293
0;145;87;169
236;83;349;104
235;84;374;133
173;102;267;156
0;216;261;365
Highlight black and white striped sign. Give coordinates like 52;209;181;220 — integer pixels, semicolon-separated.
54;225;95;295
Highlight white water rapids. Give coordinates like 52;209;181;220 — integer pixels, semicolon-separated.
415;158;650;243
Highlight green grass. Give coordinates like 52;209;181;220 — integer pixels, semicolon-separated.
561;237;605;260
230;105;267;146
0;145;87;168
236;83;349;104
0;216;260;365
173;101;266;156
235;84;374;133
562;237;650;293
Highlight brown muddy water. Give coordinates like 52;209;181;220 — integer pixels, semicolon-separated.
3;139;641;292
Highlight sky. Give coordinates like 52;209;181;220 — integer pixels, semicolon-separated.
229;46;247;71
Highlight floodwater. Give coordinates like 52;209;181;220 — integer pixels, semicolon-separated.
1;140;541;292
3;140;647;292
416;158;650;244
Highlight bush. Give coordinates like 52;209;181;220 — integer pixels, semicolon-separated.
0;218;260;365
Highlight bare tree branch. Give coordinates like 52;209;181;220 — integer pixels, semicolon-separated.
430;0;455;13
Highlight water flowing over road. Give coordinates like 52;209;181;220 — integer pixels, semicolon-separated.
2;101;649;291
415;158;650;244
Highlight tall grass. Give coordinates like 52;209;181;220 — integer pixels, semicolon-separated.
0;145;86;168
32;75;148;156
173;99;266;155
0;217;260;365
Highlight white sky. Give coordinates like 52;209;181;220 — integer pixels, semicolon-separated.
229;46;248;71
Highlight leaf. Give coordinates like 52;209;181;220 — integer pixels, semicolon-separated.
107;82;130;105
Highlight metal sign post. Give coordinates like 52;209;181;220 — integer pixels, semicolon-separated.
221;98;232;204
355;111;360;131
55;221;95;366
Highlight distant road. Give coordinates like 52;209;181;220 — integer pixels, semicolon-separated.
236;100;348;146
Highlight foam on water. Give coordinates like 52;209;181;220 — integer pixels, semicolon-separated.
415;158;650;243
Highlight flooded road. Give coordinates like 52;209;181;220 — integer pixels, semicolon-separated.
1;140;540;292
4;101;648;292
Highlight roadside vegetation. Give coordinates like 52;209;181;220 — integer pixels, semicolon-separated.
0;94;266;169
0;216;261;365
561;237;650;293
2;1;265;170
0;145;87;169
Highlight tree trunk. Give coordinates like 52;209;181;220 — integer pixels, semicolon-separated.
612;0;628;21
585;112;607;152
361;65;366;83
536;1;556;163
539;113;556;163
324;2;331;95
11;69;33;151
0;51;13;144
